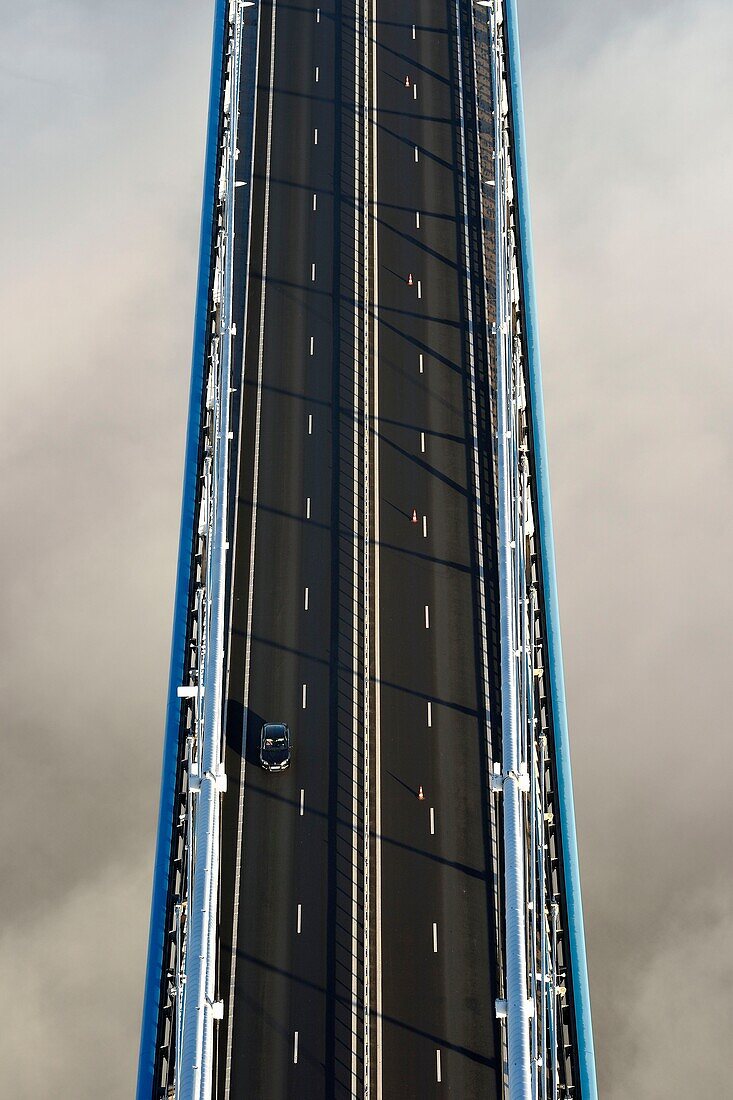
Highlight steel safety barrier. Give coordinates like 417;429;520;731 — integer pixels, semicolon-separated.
472;1;598;1097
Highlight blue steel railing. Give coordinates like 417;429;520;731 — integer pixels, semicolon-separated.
501;2;598;1095
473;2;598;1097
136;3;230;1098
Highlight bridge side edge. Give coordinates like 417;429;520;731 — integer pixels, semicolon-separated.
135;3;230;1096
502;3;598;1096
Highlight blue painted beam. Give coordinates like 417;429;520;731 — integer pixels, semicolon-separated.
135;3;229;1096
502;3;598;1096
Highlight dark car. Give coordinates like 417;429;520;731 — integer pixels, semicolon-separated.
259;722;291;772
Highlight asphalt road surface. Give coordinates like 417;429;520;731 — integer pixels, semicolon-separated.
216;1;502;1096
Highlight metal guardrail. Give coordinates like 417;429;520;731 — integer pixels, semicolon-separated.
136;3;231;1097
137;2;256;1097
472;2;598;1097
175;0;243;1091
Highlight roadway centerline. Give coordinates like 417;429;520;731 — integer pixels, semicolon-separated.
297;904;302;934
293;1032;299;1064
427;700;432;727
432;922;438;953
299;788;305;816
436;1049;442;1083
308;413;313;434
424;604;430;629
430;806;435;835
350;0;368;1088
302;683;307;709
304;586;309;610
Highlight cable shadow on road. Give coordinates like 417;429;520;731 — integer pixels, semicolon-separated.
234;949;498;1071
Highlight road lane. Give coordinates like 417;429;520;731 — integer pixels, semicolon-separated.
219;1;337;1095
372;3;502;1095
217;0;369;1096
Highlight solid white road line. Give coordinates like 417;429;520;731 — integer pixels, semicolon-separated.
436;1049;442;1082
424;604;430;629
315;65;320;82
433;922;438;953
414;145;419;162
427;700;432;727
313;192;318;211
416;210;420;229
302;683;307;709
430;806;435;835
223;3;273;1094
310;335;315;355
417;279;422;299
350;4;364;1091
372;0;383;1092
413;83;417;100
308;413;313;434
300;788;305;816
294;1032;299;1064
419;352;424;373
297;904;302;934
311;262;316;281
420;431;425;453
422;514;427;538
314;127;318;145
306;496;311;519
304;587;309;610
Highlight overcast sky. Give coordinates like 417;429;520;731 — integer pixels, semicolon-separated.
0;1;730;1096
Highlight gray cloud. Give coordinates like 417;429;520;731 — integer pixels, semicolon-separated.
1;0;729;1095
0;1;212;1094
520;0;733;1093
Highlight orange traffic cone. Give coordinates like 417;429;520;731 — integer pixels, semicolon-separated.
418;785;425;801
411;509;418;524
407;272;414;286
405;75;411;88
